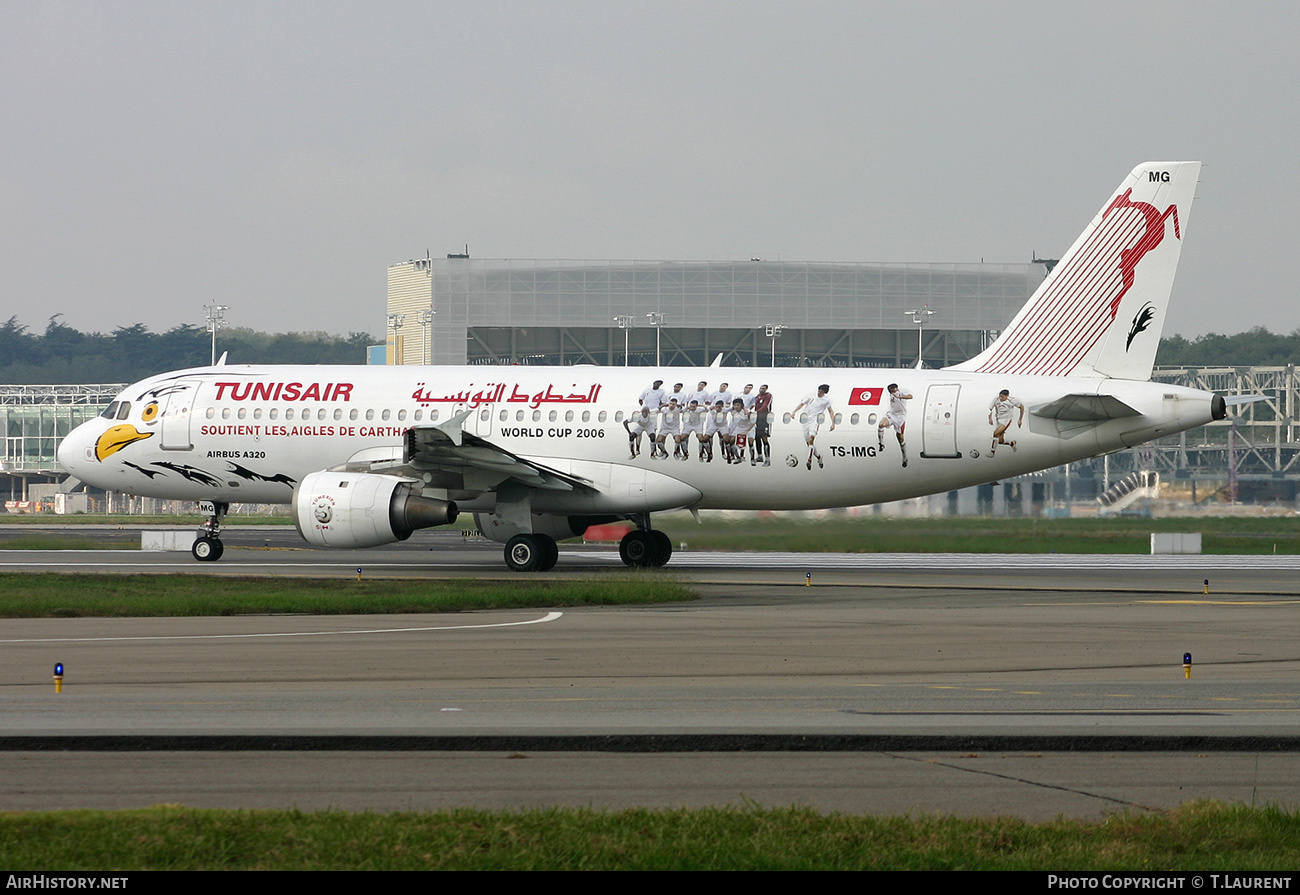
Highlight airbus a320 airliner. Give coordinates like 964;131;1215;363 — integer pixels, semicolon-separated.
58;162;1228;571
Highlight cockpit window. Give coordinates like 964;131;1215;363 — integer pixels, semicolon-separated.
116;402;132;420
101;402;120;419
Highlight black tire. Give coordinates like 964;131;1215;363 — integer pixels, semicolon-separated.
505;534;542;572
192;536;223;562
535;534;559;572
619;530;654;568
649;530;672;567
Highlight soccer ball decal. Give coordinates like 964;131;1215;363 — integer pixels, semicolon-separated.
785;454;799;467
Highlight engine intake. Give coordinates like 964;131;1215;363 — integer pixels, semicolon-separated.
292;472;457;549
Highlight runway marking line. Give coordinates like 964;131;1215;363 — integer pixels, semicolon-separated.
1137;599;1300;606
0;611;564;644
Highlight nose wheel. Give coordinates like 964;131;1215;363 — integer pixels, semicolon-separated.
193;501;228;562
192;535;224;562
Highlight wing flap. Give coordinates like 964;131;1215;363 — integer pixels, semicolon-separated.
403;419;589;493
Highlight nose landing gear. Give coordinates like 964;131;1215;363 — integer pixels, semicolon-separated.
192;501;228;562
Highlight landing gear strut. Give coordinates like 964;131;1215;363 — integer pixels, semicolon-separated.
192;501;228;562
503;533;559;572
618;517;672;568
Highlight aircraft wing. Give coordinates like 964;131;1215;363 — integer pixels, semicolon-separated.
331;411;589;494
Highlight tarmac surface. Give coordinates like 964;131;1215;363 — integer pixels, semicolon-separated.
2;526;1300;818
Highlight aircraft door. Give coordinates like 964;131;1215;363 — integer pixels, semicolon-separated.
919;383;961;459
160;380;201;451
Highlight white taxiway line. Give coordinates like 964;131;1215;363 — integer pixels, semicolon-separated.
0;611;564;644
582;551;1300;570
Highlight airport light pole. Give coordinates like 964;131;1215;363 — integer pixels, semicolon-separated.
904;305;935;369
765;324;785;368
205;303;228;366
645;312;665;366
387;313;405;365
416;308;436;365
613;316;634;366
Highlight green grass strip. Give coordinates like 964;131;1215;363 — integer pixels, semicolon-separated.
1;535;134;551
657;513;1300;554
0;572;696;618
1;802;1298;870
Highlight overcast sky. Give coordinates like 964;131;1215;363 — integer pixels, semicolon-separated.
4;1;1297;342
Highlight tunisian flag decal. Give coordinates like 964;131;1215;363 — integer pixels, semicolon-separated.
848;387;884;405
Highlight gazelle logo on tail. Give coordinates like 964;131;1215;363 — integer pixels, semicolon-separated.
1103;187;1181;321
950;161;1201;381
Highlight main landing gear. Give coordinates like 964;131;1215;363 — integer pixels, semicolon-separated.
192;501;228;562
618;517;672;568
504;533;559;572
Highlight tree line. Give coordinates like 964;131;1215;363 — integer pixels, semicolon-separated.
1155;327;1300;367
0;316;377;384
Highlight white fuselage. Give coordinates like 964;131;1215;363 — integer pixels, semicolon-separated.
58;363;1220;514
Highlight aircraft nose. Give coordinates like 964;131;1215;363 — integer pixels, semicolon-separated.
57;423;90;474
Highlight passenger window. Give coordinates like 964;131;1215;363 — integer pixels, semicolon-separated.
431;410;440;421
365;409;374;421
333;408;342;421
868;413;877;425
783;413;793;424
238;408;247;420
205;407;215;420
598;411;607;423
516;410;524;421
414;409;423;421
285;408;295;421
221;408;231;420
382;409;391;421
349;409;358;421
532;411;541;422
548;410;557;422
850;413;859;425
270;408;278;420
565;410;574;422
582;411;590;423
397;409;407;421
499;410;507;421
253;408;262;420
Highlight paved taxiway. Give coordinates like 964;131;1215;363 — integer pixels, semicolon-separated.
2;529;1299;818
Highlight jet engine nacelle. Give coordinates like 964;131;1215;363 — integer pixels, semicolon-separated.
293;471;458;549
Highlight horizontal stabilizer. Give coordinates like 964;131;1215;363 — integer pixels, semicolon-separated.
1032;393;1141;422
1223;394;1268;407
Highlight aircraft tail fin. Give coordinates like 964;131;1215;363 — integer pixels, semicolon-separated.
949;161;1201;381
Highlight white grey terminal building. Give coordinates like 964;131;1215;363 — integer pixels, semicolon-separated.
386;258;1050;368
